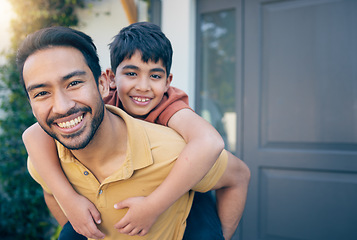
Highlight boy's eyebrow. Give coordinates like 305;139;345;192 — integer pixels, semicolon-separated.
122;65;166;74
122;65;139;70
150;68;166;74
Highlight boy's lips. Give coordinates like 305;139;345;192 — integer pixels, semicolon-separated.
131;96;151;103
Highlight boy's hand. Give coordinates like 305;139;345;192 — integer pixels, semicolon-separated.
62;194;105;239
114;196;160;236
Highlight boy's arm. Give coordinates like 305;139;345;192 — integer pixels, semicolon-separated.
212;151;250;239
115;108;225;235
23;123;105;239
43;190;68;227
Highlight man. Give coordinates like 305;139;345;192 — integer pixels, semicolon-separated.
17;26;243;239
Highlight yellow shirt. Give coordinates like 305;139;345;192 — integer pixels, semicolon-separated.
28;105;228;240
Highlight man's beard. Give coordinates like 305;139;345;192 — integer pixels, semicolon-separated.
41;101;105;150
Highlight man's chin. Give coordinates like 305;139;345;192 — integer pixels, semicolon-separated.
55;135;92;150
42;129;90;150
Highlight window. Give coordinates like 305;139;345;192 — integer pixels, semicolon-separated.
196;8;237;152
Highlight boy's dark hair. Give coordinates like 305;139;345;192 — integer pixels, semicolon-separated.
17;26;101;93
109;22;173;77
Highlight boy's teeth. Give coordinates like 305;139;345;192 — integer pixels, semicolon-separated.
133;97;150;102
57;115;83;129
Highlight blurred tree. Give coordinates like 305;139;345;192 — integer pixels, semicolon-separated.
0;0;89;239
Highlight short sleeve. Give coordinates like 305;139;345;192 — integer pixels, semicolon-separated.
192;149;228;192
146;87;193;126
27;157;52;194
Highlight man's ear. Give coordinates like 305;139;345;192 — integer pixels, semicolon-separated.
165;73;173;92
98;73;110;99
105;68;116;89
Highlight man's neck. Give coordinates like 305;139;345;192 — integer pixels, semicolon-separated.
71;109;128;182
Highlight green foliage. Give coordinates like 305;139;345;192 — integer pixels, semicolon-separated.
0;0;89;239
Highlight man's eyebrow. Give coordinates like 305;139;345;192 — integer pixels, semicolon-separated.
26;83;48;93
62;70;87;81
26;70;87;93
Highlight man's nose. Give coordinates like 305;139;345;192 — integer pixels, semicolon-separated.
135;78;151;91
52;90;75;114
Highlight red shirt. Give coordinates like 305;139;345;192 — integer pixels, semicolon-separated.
103;86;192;126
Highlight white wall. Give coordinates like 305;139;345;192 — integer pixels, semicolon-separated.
76;0;130;71
161;0;196;108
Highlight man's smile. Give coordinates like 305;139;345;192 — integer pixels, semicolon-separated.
57;115;84;129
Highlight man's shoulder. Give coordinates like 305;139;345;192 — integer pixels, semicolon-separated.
137;116;185;144
106;104;185;144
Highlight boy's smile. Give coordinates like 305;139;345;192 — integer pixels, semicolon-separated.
113;51;172;118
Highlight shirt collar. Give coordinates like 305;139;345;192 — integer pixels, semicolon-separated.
57;105;154;174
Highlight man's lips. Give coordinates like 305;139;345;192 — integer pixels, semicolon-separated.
57;115;84;129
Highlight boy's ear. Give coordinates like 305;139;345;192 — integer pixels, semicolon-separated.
165;73;173;92
105;68;116;88
98;73;110;99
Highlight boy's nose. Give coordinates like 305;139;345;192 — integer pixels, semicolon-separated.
135;78;151;91
52;90;76;114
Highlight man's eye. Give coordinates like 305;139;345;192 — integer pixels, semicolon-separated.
33;91;48;98
68;81;81;87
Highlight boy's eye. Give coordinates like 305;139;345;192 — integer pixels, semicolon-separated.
125;72;137;77
151;74;162;79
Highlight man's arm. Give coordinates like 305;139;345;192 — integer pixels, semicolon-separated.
24;124;105;239
43;190;68;227
212;151;251;240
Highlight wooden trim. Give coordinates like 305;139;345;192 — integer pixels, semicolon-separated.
120;0;137;24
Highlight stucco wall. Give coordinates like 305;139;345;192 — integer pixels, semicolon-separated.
161;0;196;108
76;0;130;71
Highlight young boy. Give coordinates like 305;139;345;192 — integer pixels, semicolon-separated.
22;22;250;240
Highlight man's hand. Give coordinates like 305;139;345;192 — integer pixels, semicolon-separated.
114;196;160;236
62;194;105;239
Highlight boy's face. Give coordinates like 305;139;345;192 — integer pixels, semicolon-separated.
23;46;107;150
112;51;172;118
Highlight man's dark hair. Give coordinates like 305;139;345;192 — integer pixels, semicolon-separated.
16;26;101;93
109;22;173;77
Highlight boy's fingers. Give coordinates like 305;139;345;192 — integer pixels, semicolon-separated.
114;217;128;229
138;229;148;236
89;206;102;224
114;199;130;210
87;222;105;239
91;228;105;239
117;223;134;234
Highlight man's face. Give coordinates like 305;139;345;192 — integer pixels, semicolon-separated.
113;51;172;118
23;46;105;150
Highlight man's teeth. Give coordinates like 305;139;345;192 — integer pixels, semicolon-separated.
57;115;83;129
133;97;150;102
